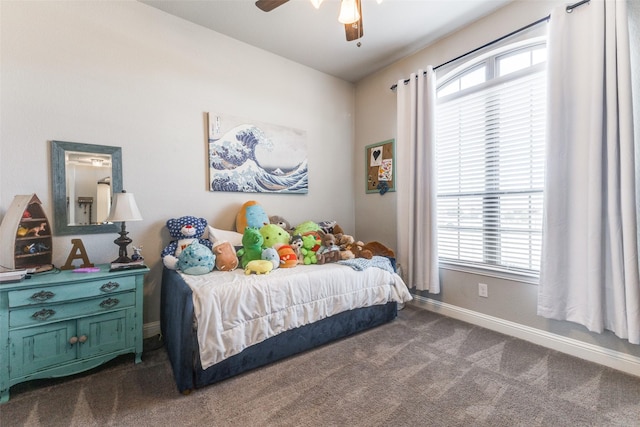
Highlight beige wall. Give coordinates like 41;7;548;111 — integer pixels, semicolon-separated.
0;1;356;327
354;0;640;362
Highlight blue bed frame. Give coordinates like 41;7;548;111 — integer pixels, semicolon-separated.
160;267;398;394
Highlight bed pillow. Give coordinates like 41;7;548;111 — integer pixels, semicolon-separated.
207;225;243;248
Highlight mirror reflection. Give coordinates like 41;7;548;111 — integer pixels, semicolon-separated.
65;151;113;225
51;141;122;236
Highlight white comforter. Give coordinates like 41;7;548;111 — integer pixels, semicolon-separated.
180;262;413;369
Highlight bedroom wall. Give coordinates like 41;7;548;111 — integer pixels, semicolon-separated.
354;0;640;369
0;1;356;331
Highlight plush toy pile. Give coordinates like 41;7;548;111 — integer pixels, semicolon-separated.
161;201;395;275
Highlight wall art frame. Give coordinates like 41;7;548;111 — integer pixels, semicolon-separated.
207;113;308;194
365;139;395;194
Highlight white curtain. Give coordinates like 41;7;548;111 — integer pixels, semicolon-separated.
538;0;640;344
395;68;439;293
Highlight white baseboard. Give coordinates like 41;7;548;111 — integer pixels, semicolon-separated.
410;296;640;378
143;321;161;339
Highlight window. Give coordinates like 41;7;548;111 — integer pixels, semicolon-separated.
436;41;546;277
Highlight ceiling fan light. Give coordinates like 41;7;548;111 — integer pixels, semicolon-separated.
310;0;323;9
338;0;360;24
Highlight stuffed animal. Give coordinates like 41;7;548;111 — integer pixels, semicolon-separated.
335;233;356;260
346;240;373;260
261;247;280;270
177;241;215;275
236;201;269;232
332;224;345;236
300;234;321;265
269;215;293;233
316;233;341;264
236;227;264;269
362;241;396;258
277;245;298;268
260;223;290;249
317;220;338;235
213;241;239;271
339;249;355;260
245;260;273;275
289;235;304;264
293;220;321;237
161;216;212;270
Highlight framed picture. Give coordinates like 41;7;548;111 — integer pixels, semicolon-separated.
207;113;308;194
365;139;395;194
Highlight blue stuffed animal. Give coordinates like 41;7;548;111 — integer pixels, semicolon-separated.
177;241;215;275
161;216;212;270
261;247;280;270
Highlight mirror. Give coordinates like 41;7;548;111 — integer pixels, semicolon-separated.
51;140;123;235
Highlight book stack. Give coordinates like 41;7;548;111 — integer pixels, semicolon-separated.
0;269;27;283
109;259;146;272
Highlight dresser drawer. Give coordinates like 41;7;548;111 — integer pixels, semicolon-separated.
8;276;136;308
9;292;135;328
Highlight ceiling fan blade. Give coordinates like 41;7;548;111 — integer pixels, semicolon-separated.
255;0;289;12
344;0;363;41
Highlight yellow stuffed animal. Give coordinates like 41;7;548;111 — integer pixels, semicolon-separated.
245;259;273;275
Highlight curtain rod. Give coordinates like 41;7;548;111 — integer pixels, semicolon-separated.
389;0;590;91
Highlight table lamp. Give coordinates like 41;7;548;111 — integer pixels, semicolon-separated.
106;190;142;264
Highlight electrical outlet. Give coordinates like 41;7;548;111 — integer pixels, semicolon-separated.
478;283;488;298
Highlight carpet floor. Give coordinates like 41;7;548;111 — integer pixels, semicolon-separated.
2;305;640;426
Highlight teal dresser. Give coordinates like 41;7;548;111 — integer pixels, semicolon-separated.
0;264;148;403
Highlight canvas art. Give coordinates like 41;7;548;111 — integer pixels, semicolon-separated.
208;113;308;194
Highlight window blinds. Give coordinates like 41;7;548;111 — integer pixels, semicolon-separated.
436;70;546;275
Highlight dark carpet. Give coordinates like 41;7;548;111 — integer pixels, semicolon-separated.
2;305;640;426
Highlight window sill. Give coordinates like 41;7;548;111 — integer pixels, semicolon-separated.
438;261;539;285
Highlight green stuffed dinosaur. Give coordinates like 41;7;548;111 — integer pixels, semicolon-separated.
300;234;321;265
236;227;264;269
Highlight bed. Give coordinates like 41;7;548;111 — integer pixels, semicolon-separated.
160;258;412;394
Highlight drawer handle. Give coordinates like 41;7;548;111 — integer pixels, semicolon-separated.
100;298;120;309
100;281;120;292
30;290;55;302
31;308;56;321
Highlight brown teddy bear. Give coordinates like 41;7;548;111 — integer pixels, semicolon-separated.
316;233;342;264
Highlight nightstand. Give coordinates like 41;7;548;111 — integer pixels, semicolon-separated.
0;264;148;403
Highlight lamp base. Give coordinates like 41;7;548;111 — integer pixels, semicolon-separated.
111;255;134;264
112;222;133;264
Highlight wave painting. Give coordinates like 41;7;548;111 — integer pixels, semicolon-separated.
208;114;308;194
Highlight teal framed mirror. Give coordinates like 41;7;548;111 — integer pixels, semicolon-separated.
51;140;123;235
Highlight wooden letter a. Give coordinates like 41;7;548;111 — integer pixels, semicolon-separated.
60;239;95;270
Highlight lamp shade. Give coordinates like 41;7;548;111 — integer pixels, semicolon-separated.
338;0;359;24
106;191;142;222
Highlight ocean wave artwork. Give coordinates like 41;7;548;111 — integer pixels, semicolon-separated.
208;114;308;194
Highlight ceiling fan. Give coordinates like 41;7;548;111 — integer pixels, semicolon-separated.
255;0;364;42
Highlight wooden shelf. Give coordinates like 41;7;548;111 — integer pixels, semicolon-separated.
0;194;53;270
